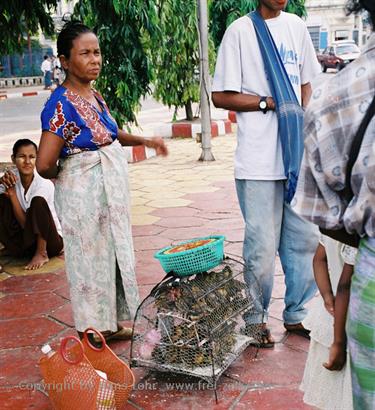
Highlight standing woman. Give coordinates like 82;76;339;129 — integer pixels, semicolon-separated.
37;21;168;340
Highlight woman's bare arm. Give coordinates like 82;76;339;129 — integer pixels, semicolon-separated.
36;131;65;179
117;129;168;156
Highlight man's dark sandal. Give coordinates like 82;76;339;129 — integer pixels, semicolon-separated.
250;327;275;348
284;323;310;339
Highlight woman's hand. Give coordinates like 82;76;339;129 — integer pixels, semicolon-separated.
0;170;17;197
323;342;346;371
144;137;168;156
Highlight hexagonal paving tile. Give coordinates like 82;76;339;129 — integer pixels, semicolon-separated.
0;292;67;319
0;272;66;294
0;388;51;410
0;346;43;386
0;317;65;349
147;198;192;208
236;386;313;409
131;214;161;226
131;205;155;215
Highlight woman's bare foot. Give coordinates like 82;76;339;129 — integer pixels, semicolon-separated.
25;253;49;270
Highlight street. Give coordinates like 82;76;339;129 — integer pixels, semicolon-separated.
0;72;332;162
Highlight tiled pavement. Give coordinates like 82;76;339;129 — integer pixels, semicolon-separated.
0;134;315;409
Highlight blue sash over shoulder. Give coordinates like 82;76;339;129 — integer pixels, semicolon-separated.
248;11;305;203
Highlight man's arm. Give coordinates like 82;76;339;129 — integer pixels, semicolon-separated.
301;82;312;108
212;91;275;112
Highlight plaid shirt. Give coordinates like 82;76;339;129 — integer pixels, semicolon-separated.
292;33;375;237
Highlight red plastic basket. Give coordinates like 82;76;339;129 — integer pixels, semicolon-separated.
39;328;134;409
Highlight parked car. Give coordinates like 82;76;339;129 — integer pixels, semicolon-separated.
317;41;361;72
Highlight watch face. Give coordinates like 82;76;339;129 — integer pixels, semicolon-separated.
260;100;267;110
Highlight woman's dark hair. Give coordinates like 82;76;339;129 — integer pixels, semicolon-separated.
346;0;375;27
12;139;38;157
57;21;94;59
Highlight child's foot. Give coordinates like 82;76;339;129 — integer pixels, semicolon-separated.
25;253;49;270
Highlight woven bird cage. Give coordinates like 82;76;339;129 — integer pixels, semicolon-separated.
130;257;263;393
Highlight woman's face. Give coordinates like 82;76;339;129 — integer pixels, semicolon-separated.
63;32;102;83
12;144;37;177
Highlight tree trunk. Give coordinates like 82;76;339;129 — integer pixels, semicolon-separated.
27;32;32;70
185;100;194;121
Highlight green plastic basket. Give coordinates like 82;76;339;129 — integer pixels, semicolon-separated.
154;235;225;277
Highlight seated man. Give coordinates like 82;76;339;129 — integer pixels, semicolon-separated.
0;139;63;270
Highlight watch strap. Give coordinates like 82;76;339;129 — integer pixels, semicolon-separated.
259;96;268;114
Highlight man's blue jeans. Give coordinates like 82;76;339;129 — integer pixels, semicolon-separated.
235;179;319;324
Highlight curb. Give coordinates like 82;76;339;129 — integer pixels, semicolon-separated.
0;90;51;100
228;111;237;123
124;145;156;163
155;119;232;139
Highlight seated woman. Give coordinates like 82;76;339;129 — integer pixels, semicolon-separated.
0;139;63;270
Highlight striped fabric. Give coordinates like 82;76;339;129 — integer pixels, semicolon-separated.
347;237;375;410
248;11;305;203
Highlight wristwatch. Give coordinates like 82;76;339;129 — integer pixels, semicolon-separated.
259;96;268;114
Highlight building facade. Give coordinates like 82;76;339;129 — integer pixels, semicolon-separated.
305;0;368;51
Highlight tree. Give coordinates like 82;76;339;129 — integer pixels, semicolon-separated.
209;0;307;49
151;0;201;121
74;0;158;127
0;0;58;55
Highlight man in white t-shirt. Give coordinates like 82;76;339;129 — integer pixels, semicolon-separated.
212;0;321;346
41;55;52;89
0;139;63;270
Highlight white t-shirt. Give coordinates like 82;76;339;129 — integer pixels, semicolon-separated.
41;59;51;74
0;170;62;236
212;12;321;180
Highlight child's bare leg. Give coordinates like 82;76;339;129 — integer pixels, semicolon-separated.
323;263;354;371
25;235;49;270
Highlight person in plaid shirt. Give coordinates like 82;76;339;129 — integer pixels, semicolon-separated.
293;1;375;408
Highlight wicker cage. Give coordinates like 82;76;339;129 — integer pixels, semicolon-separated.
130;257;263;388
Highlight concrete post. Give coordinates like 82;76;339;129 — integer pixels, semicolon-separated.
197;0;215;161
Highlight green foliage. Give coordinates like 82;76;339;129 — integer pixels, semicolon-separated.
74;0;159;127
287;0;307;17
151;0;199;120
0;1;58;55
209;0;306;49
152;0;216;120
